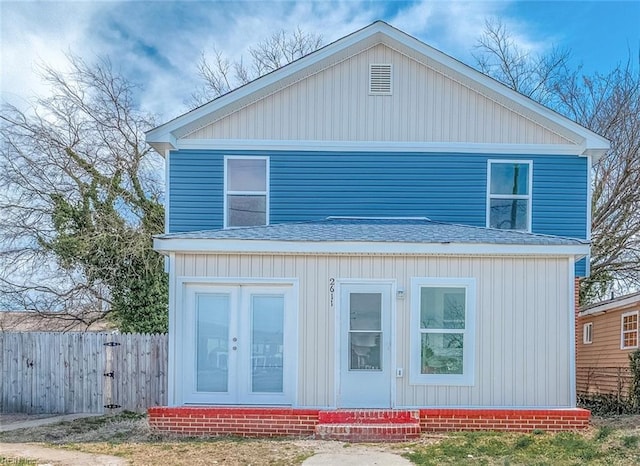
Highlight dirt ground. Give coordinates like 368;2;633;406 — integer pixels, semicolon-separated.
0;412;638;466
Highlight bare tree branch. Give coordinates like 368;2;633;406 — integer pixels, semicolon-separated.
189;27;323;107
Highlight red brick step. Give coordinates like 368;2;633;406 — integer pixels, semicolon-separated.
314;410;421;442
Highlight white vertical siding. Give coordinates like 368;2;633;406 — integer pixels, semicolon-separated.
174;254;572;408
185;44;573;145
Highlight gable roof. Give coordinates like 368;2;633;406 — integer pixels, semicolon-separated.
147;21;609;158
154;217;589;256
579;291;640;317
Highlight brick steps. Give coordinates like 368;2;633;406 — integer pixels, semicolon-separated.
314;409;421;442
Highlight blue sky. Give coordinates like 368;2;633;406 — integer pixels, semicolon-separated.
1;1;638;121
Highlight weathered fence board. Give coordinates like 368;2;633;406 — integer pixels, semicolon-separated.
0;332;167;414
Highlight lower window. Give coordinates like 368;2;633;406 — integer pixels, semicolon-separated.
410;277;476;385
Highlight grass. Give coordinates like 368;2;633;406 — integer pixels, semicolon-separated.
401;427;640;465
1;413;640;465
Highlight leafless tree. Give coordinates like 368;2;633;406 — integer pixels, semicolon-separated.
0;55;167;331
474;19;571;107
555;61;640;300
474;20;640;302
190;27;323;106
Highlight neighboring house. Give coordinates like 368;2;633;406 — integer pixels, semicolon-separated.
0;311;110;332
145;21;608;438
576;292;640;397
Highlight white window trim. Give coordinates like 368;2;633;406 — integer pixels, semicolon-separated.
486;160;533;232
583;322;593;344
621;310;639;350
409;277;476;386
223;155;270;229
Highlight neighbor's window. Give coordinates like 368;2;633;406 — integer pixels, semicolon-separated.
621;311;639;349
487;160;532;231
583;322;593;344
225;156;268;228
410;278;476;386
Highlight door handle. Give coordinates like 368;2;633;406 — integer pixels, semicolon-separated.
232;337;238;342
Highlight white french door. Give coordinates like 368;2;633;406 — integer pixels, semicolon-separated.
338;282;393;408
182;284;296;405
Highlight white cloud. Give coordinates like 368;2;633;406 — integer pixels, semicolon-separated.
0;0;572;121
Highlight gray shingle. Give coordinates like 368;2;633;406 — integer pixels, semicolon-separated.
156;217;588;246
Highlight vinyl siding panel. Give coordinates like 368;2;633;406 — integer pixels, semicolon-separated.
173;254;573;408
185;44;574;145
168;149;588;241
577;309;640;368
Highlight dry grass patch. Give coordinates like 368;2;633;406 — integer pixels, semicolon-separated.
63;439;314;466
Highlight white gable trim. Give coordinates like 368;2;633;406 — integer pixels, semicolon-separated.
175;139;589;156
147;22;609;158
154;237;589;258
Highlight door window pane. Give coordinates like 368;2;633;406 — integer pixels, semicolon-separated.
349;292;382;371
196;294;229;392
251;295;284;393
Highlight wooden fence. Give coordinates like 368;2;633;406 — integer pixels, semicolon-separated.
0;332;167;414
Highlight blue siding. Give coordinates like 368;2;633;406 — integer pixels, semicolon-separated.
169;150;588;275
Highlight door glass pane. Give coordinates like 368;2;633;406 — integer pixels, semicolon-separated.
227;158;267;191
350;293;381;330
350;332;381;370
251;295;284;393
349;293;382;371
421;333;464;375
196;294;229;392
227;195;267;227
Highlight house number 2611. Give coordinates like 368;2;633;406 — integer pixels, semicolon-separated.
329;278;335;307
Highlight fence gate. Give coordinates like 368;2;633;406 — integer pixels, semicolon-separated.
101;333;168;413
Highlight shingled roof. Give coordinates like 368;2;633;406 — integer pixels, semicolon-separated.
154;217;589;257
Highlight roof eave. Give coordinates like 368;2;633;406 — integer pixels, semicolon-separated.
154;237;589;258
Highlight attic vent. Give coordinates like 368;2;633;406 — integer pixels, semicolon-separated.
369;64;392;95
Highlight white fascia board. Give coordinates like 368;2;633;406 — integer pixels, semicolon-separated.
154;237;589;258
176;139;586;156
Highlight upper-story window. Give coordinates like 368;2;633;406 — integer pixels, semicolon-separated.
621;311;639;349
224;156;269;228
487;160;532;232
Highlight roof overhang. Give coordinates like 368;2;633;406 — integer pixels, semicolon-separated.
154;237;589;258
579;291;640;317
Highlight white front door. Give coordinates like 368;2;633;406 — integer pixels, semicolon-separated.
338;282;393;408
182;284;296;405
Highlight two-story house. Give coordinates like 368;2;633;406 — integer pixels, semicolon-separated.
146;22;609;439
